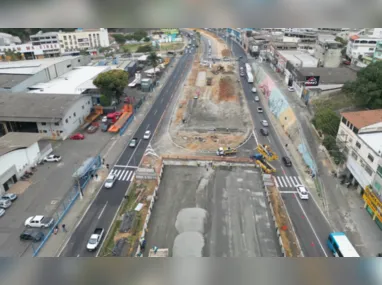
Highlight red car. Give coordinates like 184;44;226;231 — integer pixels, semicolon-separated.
70;133;85;140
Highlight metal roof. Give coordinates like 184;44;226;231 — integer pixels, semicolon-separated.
0;132;45;157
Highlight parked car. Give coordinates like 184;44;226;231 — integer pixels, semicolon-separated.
25;215;54;228
261;120;269;127
143;130;151;140
101;116;108;123
129;138;138;148
254;96;259;102
288;86;295;92
1;193;17;202
44;154;62;162
0;208;5;217
87;123;99;134
260;128;269;136
282;156;292;167
104;173;117;189
296;185;309;200
20;230;44;242
70;133;85;140
252;88;257;93
0;199;11;209
257;107;263;113
101;122;111;132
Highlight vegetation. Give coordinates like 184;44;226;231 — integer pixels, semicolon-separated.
112;34;126;45
93;70;129;103
136;45;152;53
147;52;160;81
342;61;382;109
99;94;111;106
312;108;341;137
322;135;346;165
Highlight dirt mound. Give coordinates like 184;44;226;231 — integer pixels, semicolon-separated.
221;49;231;57
219;77;236;102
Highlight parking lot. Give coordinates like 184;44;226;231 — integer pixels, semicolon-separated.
144;165;280;257
0;128;112;257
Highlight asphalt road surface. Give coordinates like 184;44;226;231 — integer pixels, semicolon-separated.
219;32;333;257
60;42;196;257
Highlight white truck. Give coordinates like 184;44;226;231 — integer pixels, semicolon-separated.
86;228;104;251
24;215;54;228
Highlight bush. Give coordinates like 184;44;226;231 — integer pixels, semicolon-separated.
312;108;340;137
322;135;336;151
99;94;111;106
322;135;346;165
136;45;152;53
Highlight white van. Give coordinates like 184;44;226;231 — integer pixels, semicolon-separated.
0;199;11;209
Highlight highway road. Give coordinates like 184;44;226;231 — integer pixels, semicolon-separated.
59;39;197;257
218;31;333;257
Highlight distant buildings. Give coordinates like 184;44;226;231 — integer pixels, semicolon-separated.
0;32;21;46
346;28;382;61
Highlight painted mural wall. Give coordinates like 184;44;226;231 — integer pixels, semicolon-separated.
252;62;317;174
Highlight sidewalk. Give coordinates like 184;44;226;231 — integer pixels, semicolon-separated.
37;56;182;257
253;59;382;256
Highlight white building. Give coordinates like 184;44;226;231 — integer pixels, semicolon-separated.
57;28;110;53
337;109;382;194
0;132;52;194
315;35;343;68
0;42;61;60
0;92;93;140
0;33;21;46
346;28;382;60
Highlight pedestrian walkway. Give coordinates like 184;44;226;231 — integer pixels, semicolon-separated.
110;167;136;182
274;175;302;188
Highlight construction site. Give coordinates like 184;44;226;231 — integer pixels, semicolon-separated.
168;29;252;152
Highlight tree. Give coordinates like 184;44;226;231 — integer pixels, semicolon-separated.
125;34;134;41
312;108;340;137
132;30;148;41
112;34;126;45
93;70;129;103
136;45;152;53
121;45;130;54
322;135;346;165
144;37;151;42
99;94;111;106
342;61;382;109
147;52;160;82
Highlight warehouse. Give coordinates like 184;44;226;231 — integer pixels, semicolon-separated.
0;92;92;140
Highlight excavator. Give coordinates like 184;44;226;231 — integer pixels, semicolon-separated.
256;144;279;161
250;153;276;174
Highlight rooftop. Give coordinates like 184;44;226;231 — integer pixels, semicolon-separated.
0;56;80;75
28;66;110;94
359;132;382;156
0;92;89;123
295;67;357;84
341;109;382;129
0;74;31;88
278;50;318;67
0;132;45;157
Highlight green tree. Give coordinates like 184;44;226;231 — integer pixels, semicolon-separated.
112;34;126;45
125;34;134;41
93;70;129;103
144;37;151;42
322;135;346;165
335;36;347;45
342;61;382;109
147;51;160;81
322;135;337;151
136;45;152;52
312;108;340;137
132;30;148;41
121;45;130;54
99;94;111;106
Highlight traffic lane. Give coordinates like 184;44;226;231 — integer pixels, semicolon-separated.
282;194;328;257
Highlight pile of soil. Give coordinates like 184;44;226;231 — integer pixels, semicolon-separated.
219;77;236;102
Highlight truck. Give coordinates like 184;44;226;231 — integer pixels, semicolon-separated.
250;154;276;174
216;147;237;156
86;228;104;251
24;215;54;228
149;248;169;257
256;144;278;161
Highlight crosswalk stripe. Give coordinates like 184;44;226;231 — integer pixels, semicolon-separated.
281;177;287;187
122;171;130;181
285;176;292;187
294;176;300;185
274;177;279;187
277;176;284;187
126;171;132;181
118;170;126;180
113;170;120;177
130;173;135;182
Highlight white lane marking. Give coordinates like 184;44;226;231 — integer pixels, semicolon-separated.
146;124;150;130
294;195;328;257
77;254;80;257
113;170;120;177
279;191;298;194
126;171;132;181
293;176;300;185
126;139;142;165
277;176;284;187
98;201;108;220
118;170;125;180
122;171;130;181
114;165;128;168
154;109;158;115
291;177;298;187
274;177;279;188
285;176;292;188
281;177;287;188
129;173;136;182
267;136;271;143
103;140;118;159
252;130;259;146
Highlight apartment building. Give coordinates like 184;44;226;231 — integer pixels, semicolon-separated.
314;35;343;67
29;31;61;57
346;28;382;60
57;28;109;53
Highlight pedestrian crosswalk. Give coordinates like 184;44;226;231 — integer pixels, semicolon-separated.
111;168;136;182
274;176;302;188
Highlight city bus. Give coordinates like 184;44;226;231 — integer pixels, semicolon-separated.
327;232;360;257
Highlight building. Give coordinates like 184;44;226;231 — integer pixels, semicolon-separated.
27;65;110;94
270;50;318;74
315;35;343;67
0;92;93;140
0;56;91;93
0;132;52;194
0;33;21;46
0;43;63;60
346;28;382;61
57;28;109;53
336;109;382;227
285;66;357;102
30;31;61;57
283;31;317;44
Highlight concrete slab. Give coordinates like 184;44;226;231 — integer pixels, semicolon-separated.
144;165;280;257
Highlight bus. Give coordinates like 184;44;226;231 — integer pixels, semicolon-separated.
245;63;253;83
327;232;360;257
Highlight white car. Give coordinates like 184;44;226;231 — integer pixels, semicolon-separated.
44;154;62;162
1;193;17;202
25;215;54;228
288;86;295;92
101;116;108;123
104;173;117;189
252;88;257;93
296;185;309;200
257;107;263;113
261;120;268;127
143;130;151;140
254;96;260;102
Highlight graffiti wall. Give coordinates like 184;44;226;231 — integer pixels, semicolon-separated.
252;63;317;174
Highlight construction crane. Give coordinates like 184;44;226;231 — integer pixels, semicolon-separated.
256;144;279;161
250;153;276;174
